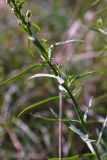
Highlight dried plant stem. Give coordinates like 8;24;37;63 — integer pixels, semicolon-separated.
58;91;63;159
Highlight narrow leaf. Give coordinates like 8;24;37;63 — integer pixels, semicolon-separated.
98;28;107;35
50;108;58;118
32;114;79;123
48;39;84;53
97;116;107;148
48;39;84;59
0;64;43;86
50;39;84;48
70;71;100;85
73;67;107;83
76;71;100;79
28;37;35;57
69;124;96;154
83;97;93;123
27;73;64;84
18;96;67;117
31;22;40;31
91;27;107;35
48;153;96;160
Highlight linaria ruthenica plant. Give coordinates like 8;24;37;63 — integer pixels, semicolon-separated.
2;0;107;159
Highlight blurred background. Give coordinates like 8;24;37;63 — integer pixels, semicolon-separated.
0;0;107;159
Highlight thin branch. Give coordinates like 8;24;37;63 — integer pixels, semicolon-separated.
58;91;63;159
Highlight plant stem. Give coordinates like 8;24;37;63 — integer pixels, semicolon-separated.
58;91;63;159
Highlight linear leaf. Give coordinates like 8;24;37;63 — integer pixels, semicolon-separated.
70;67;107;85
90;27;107;35
48;153;96;160
0;64;43;86
97;116;107;148
48;39;84;58
83;98;93;123
18;95;67;117
70;71;100;85
76;71;100;79
27;73;64;84
28;37;35;57
49;39;84;48
69;124;96;154
33;115;80;123
31;22;40;31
